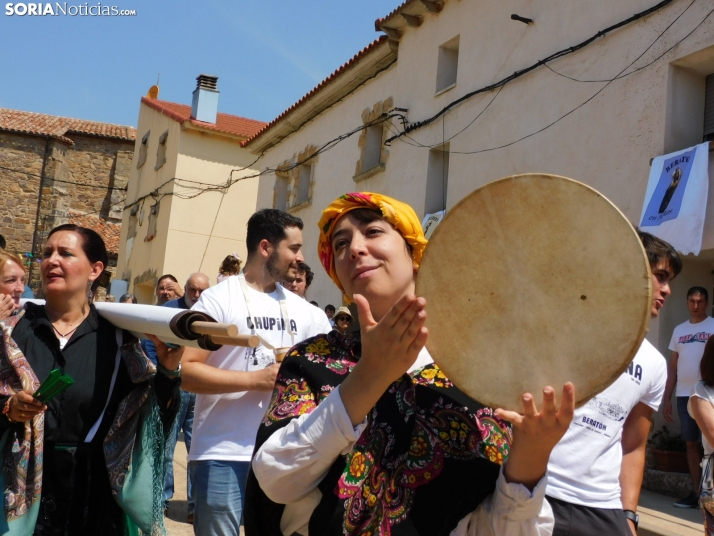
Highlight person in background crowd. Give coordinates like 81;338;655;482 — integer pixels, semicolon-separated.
217;253;242;284
156;274;183;305
546;231;681;535
0;234;34;299
0;251;27;320
165;273;210;311
283;262;313;299
105;294;116;303
119;293;137;304
162;272;211;524
0;224;181;534
325;303;336;327
686;337;714;533
333;306;352;335
309;300;319;307
142;274;186;365
159;209;331;536
664;287;714;508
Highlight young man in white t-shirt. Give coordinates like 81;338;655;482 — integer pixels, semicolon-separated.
167;209;332;536
663;286;714;508
546;231;682;536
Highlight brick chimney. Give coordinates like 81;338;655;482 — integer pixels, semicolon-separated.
191;74;219;123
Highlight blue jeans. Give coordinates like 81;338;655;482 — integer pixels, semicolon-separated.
190;459;251;536
164;390;195;513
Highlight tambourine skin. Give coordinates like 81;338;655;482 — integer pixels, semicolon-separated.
415;174;652;411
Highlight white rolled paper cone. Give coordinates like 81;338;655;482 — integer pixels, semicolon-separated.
21;300;206;349
94;302;185;340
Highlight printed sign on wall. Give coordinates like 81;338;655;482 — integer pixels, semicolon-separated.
639;142;710;255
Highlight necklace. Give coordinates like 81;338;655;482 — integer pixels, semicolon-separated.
52;323;80;349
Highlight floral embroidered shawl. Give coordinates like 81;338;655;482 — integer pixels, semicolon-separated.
0;309;172;535
245;331;512;536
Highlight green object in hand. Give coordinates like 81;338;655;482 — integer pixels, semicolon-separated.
33;368;75;403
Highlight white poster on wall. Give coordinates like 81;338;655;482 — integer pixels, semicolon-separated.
421;210;445;240
639;142;710;255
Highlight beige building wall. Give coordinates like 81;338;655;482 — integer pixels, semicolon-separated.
117;103;261;302
164;129;260;286
252;0;714;432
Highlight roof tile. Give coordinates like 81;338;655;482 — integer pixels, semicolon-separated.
243;36;390;147
0;107;136;143
68;213;121;256
141;98;266;139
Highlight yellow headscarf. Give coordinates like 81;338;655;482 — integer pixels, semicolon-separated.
317;192;428;301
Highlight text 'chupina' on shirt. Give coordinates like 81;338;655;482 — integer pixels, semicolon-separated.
669;316;714;397
188;276;333;462
546;338;667;508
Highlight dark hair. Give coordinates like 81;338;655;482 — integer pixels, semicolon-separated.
47;224;108;291
0;234;6;249
701;337;714;387
297;262;314;288
343;208;413;256
246;209;303;256
637;231;682;277
309;300;318;306
688;286;709;301
219;255;242;276
157;274;178;287
119;293;137;304
325;304;336;313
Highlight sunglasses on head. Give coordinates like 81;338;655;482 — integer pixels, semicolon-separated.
336;316;351;322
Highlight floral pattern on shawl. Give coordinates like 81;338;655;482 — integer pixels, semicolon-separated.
0;310;42;521
248;330;513;536
336;367;511;535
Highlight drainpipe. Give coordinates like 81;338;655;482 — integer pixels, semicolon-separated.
29;135;51;287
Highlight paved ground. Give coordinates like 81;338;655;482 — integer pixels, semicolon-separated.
164;437;194;536
638;489;704;536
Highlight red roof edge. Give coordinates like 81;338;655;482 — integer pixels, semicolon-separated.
242;36;390;148
141;97;187;124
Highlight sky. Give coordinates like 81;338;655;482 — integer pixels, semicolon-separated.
0;1;393;127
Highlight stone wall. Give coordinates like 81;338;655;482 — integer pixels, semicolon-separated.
0;130;134;292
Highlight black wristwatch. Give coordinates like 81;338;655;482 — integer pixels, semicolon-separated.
623;509;639;530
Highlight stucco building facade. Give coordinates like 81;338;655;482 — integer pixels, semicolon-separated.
244;0;714;434
115;77;266;304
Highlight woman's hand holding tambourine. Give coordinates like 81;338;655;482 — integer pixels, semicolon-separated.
495;383;575;490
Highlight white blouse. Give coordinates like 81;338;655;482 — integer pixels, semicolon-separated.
252;349;554;536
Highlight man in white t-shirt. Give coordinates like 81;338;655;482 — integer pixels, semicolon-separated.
175;209;332;536
546;231;682;536
663;286;714;508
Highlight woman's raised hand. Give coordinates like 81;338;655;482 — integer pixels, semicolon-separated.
0;294;16;320
339;294;428;426
355;293;428;383
495;383;575;490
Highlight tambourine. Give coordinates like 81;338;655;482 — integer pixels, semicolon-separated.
416;174;652;410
